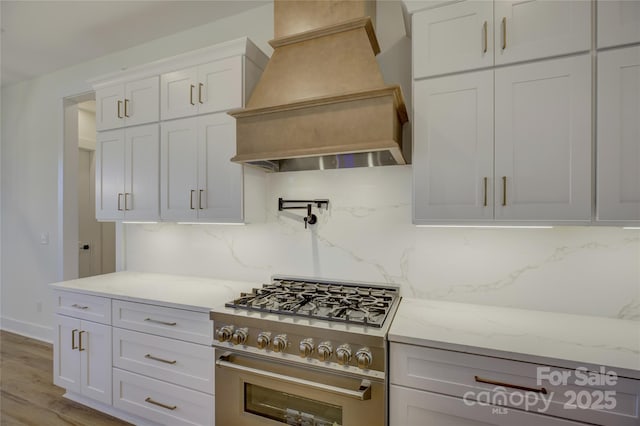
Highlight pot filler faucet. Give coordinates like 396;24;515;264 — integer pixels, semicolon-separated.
278;198;329;229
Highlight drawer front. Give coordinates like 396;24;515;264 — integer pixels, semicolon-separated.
390;343;639;426
390;385;588;426
113;328;214;394
112;300;212;344
113;368;213;426
54;291;111;324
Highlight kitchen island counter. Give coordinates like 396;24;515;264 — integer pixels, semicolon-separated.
389;298;640;379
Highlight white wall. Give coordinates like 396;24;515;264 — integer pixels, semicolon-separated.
1;1;638;343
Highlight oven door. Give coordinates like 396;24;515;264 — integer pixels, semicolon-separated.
215;350;385;426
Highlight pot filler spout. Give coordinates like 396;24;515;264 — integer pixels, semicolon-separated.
229;0;409;172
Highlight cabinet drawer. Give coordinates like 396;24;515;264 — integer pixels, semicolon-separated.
390;384;588;425
113;328;214;394
54;291;111;324
390;343;639;426
112;300;212;344
113;368;213;426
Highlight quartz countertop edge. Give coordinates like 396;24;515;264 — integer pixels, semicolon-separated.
389;298;640;380
50;271;259;312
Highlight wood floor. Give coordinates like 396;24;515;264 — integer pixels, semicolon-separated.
0;330;131;426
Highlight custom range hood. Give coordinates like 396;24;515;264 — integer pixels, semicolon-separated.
229;0;408;172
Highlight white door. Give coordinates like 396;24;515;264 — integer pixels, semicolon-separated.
494;0;590;66
597;46;640;223
160;118;199;221
53;315;81;394
80;320;112;405
197;113;243;222
124;124;160;220
124;76;159;127
412;1;493;78
494;55;591;222
413;70;494;223
95;85;124;131
160;67;198;120
197;56;243;115
95;129;125;220
598;1;640;49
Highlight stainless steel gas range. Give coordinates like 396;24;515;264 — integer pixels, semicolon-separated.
210;276;401;426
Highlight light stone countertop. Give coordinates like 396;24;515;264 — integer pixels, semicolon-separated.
50;271;259;312
389;298;640;380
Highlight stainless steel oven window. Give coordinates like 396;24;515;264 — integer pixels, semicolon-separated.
244;383;343;426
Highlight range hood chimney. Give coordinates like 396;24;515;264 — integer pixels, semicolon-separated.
229;0;408;172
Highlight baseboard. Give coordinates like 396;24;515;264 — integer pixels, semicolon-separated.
63;392;161;426
0;316;53;343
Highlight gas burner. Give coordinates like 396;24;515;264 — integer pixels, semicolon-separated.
225;277;400;328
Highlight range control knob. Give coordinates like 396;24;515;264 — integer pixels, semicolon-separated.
336;344;352;365
299;338;315;358
273;334;288;353
231;328;249;345
216;325;234;343
355;347;373;369
317;341;333;361
256;332;271;350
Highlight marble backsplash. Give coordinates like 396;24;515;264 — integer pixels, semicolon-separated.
125;166;640;321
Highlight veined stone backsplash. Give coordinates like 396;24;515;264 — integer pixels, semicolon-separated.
125;166;640;321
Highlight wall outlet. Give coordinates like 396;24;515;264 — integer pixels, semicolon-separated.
40;233;49;245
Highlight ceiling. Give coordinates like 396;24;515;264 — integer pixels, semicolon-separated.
0;1;267;87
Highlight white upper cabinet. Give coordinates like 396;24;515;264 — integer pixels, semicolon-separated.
96;76;159;131
494;55;591;222
161;113;242;223
494;0;590;66
413;70;494;222
597;0;640;49
413;1;494;78
96;124;160;221
597;46;640;223
160;56;243;121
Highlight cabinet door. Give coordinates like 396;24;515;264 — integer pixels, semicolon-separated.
96;85;124;131
96;129;125;220
197;113;243;222
413;70;494;223
597;46;640;223
160;118;199;221
495;55;591;222
53;315;81;394
494;1;590;66
124;124;160;220
413;1;493;78
197;56;243;115
390;385;588;426
124;76;159;127
598;1;640;49
160;67;198;120
79;320;112;405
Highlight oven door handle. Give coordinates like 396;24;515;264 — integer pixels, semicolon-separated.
216;353;372;401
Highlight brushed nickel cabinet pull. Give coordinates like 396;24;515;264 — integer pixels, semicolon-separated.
71;329;78;350
475;376;548;394
190;190;196;210
117;100;123;118
198;83;204;104
145;397;177;411
124;99;130;117
189;84;195;106
117;193;123;211
501;17;507;50
502;176;507;206
144;318;177;326
71;303;89;310
483;21;488;53
124;193;131;211
145;354;177;365
483;177;488;207
78;330;85;352
199;189;204;209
